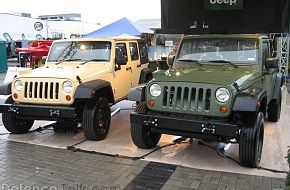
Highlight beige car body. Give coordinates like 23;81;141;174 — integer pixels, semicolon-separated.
11;37;149;105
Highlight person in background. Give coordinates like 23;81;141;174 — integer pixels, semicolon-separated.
168;43;178;57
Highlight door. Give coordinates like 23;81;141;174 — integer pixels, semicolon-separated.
129;42;142;86
114;42;132;100
131;41;150;86
262;41;276;102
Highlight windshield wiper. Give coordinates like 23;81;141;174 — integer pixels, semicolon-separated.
79;59;109;65
177;59;202;66
208;60;238;68
55;42;74;62
55;58;81;65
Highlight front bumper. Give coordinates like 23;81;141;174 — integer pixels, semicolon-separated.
0;104;76;121
130;112;239;140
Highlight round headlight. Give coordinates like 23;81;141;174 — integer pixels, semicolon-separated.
63;80;73;93
150;84;161;97
14;80;23;91
216;88;230;103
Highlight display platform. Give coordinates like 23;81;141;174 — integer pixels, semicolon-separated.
0;90;289;179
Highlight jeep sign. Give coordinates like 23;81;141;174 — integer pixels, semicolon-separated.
204;0;243;10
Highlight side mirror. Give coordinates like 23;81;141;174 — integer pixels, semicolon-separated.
115;56;128;65
167;55;175;68
265;58;279;70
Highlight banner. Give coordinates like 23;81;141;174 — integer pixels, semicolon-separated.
160;0;289;34
204;0;243;10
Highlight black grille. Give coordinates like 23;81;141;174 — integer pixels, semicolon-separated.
24;82;59;100
162;85;211;111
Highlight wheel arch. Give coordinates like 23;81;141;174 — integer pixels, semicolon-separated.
233;87;267;113
272;72;283;100
128;84;146;102
138;68;152;84
0;83;12;95
74;80;115;104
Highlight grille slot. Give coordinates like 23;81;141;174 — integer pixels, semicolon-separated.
24;81;60;100
162;85;211;111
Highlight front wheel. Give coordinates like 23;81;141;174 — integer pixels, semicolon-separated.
239;112;264;168
82;97;111;141
2;96;34;134
130;102;161;149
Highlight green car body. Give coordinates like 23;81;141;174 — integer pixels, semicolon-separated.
129;34;284;168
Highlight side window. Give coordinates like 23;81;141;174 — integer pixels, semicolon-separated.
115;43;127;59
138;41;149;64
129;42;139;61
262;42;270;69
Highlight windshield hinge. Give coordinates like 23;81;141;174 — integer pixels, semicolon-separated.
76;76;82;84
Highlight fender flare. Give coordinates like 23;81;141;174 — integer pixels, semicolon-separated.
0;83;12;95
272;72;283;100
233;87;267;112
128;84;146;102
74;80;115;103
138;68;152;84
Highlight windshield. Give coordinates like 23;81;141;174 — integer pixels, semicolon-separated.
176;38;259;65
47;41;112;62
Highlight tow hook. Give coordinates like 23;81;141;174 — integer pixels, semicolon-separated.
50;110;60;119
201;123;216;134
8;107;19;115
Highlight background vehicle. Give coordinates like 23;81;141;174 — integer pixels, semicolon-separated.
0;36;154;141
129;34;288;168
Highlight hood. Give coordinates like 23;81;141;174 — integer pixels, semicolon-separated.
17;63;111;82
153;66;260;87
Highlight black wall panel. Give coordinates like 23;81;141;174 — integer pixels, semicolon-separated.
160;0;290;34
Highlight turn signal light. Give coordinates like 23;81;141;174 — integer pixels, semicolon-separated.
66;95;71;101
148;100;155;107
220;106;228;113
13;93;18;99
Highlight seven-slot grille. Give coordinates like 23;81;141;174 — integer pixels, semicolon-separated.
24;81;60;100
162;85;211;111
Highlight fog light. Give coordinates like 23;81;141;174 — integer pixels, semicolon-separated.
66;95;71;101
13;93;18;99
148;100;155;107
220;106;228;113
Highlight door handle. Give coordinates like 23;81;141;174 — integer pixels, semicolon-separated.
126;67;132;71
137;64;142;68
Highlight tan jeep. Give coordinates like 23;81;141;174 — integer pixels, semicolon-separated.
0;36;153;140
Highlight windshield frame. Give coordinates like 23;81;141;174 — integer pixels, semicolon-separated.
47;40;112;63
175;37;259;67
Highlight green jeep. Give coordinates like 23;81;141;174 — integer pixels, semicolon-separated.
128;34;285;168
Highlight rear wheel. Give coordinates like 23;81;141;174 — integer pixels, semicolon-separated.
82;97;111;141
239;112;264;168
131;102;161;149
267;88;281;122
2;96;34;134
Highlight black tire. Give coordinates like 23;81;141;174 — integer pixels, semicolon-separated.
2;96;34;134
267;88;282;122
239;112;264;168
131;102;161;149
82;97;111;141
